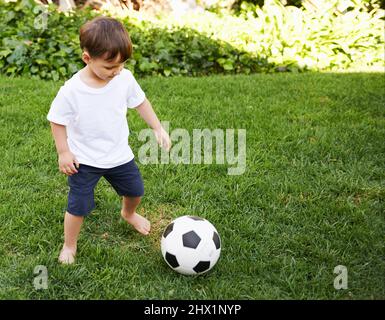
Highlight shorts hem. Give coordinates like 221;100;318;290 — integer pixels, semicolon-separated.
66;208;93;217
120;192;144;198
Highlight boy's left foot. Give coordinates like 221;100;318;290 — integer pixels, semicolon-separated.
121;210;151;235
58;246;76;265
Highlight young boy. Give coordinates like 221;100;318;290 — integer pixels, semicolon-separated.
47;16;171;264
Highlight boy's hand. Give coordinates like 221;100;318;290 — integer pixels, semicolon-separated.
58;151;80;176
153;126;171;152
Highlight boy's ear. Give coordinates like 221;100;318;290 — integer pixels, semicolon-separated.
82;51;91;64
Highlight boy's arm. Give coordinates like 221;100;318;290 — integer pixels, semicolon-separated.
50;122;70;154
50;122;79;176
135;98;171;151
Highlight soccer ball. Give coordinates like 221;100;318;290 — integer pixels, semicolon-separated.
161;215;221;275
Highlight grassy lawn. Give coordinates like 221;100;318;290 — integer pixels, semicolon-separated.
0;72;384;299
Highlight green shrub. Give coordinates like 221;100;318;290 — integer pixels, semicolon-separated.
0;0;383;80
179;0;385;72
0;0;91;80
247;0;384;71
126;21;271;76
0;0;271;79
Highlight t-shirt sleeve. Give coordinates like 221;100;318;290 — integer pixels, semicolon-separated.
126;72;146;109
47;86;75;126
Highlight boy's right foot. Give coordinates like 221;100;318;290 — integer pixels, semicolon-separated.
58;246;76;265
121;210;151;236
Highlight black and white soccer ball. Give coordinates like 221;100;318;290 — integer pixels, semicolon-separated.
161;215;221;275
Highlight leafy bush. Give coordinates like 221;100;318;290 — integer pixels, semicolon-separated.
0;0;271;79
127;21;271;76
0;0;90;80
170;0;384;72
245;0;384;71
0;0;383;80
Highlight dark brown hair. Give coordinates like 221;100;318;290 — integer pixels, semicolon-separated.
79;16;132;62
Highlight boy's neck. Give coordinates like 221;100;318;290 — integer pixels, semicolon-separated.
80;65;110;88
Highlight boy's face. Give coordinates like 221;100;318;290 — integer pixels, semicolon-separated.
82;51;125;81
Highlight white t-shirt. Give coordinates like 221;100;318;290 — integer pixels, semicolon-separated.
47;68;146;168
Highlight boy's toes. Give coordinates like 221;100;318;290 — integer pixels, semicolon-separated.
144;219;150;229
139;225;150;236
143;220;151;234
58;248;76;265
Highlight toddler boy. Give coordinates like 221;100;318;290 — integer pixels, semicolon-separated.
47;16;171;264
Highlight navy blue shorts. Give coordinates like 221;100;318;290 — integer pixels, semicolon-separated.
67;159;144;217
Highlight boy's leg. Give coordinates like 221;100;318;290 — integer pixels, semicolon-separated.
103;159;149;235
59;211;84;264
121;196;151;236
59;164;102;264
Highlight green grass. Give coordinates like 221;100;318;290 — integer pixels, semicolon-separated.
0;72;384;299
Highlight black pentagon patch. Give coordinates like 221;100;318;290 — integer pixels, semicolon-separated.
193;261;210;273
188;215;205;221
213;231;220;249
163;223;174;238
165;252;179;268
182;231;201;249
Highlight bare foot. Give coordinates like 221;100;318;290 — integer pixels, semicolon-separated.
58;245;76;265
121;210;151;235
